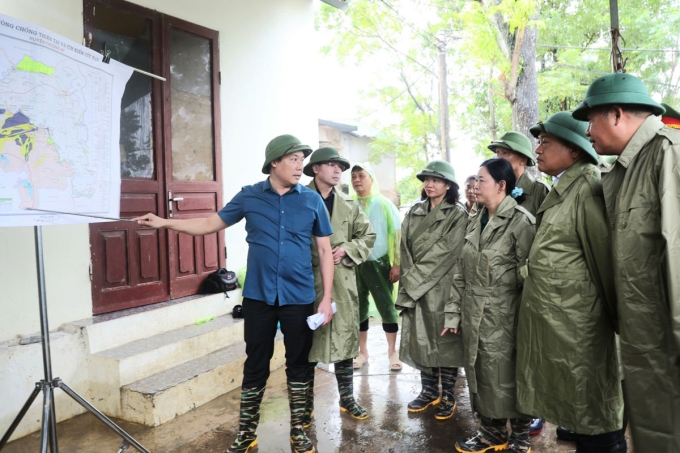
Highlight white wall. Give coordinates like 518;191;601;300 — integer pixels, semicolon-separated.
0;0;96;344
0;0;318;440
0;0;318;342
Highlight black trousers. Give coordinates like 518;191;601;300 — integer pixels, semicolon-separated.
241;297;314;388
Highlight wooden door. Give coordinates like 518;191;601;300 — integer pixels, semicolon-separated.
85;0;223;313
162;17;224;298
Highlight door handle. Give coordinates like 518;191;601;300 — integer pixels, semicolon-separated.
168;192;185;217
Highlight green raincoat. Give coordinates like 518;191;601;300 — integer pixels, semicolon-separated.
397;199;466;372
454;196;535;419
600;115;680;451
516;171;550;216
516;158;623;435
308;181;376;364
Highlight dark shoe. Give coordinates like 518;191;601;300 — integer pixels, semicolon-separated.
227;386;265;453
335;359;369;420
407;370;440;412
303;369;315;428
529;418;544;435
226;434;257;453
455;417;508;452
455;432;508;452
434;393;456;420
435;367;457;420
288;381;315;453
339;397;369;420
556;426;575;442
508;418;531;453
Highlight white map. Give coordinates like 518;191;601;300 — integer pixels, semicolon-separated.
0;13;132;226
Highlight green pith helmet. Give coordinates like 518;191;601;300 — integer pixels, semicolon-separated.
661;103;680;129
303;147;350;177
529;111;598;164
416;160;457;185
262;134;312;174
487;131;536;166
572;73;666;121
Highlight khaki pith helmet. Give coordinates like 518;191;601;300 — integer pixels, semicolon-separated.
529;111;598;164
262;134;312;174
416;160;457;185
488;131;536;166
572;73;665;121
303;147;350;177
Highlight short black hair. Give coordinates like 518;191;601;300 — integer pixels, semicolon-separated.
479;158;526;204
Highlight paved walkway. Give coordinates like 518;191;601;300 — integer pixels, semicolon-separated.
4;320;631;452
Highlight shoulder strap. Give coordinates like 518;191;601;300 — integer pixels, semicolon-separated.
514;205;536;225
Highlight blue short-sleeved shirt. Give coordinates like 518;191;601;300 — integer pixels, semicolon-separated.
218;179;333;306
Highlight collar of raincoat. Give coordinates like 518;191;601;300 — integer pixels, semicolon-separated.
411;198;456;217
494;195;518;218
550;157;594;197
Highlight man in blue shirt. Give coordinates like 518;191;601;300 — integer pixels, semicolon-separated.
135;134;334;453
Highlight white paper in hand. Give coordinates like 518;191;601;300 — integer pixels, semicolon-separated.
306;302;337;330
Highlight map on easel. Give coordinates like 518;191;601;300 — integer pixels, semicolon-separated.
0;13;133;226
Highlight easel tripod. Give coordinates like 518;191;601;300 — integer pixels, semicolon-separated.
0;226;150;453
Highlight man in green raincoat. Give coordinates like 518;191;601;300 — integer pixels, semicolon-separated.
573;73;680;452
516;112;625;452
304;147;376;422
488;131;550;216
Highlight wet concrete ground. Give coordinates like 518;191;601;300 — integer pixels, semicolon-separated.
4;319;631;453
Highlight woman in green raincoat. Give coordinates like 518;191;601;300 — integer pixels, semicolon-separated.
397;160;466;420
453;158;536;453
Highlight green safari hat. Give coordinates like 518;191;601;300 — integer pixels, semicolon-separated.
262;134;312;174
572;73;665;121
416;160;457;185
529;111;598;164
487;131;536;166
303;147;350;177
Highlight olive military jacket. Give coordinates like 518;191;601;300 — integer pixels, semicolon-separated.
600;115;680;451
308;181;376;364
516;171;550;216
453;196;535;418
397;199;466;372
516;158;623;435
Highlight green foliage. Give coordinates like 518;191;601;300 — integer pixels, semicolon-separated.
537;0;680;115
317;0;680;201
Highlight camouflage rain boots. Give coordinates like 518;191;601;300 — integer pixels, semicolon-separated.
508;418;531;453
302;368;315;428
335;358;368;420
288;380;315;453
455;416;509;452
407;369;441;412
435;367;458;420
226;386;265;453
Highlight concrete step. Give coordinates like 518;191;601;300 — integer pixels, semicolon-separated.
92;315;244;387
120;333;286;426
87;314;244;417
66;290;242;354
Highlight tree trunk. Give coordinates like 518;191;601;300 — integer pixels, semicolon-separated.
437;46;450;162
512;23;539;176
488;68;498;140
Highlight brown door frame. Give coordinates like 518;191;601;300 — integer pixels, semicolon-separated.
85;0;224;313
161;15;224;297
